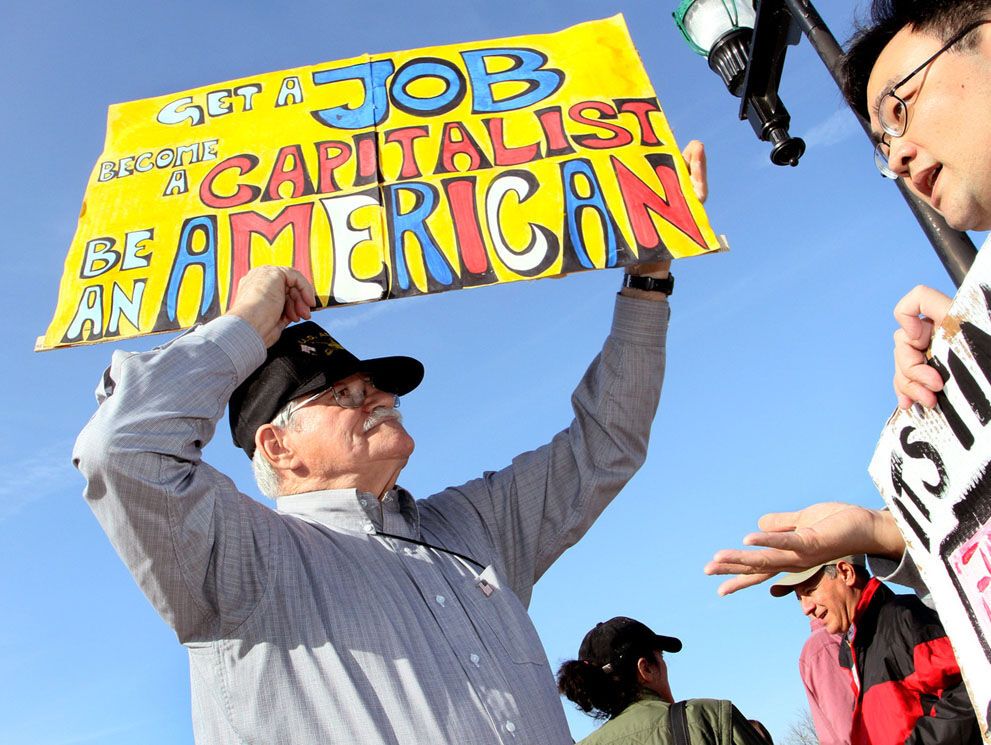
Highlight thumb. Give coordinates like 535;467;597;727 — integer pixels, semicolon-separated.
894;285;952;346
681;140;707;204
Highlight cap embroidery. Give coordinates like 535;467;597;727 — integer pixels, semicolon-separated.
297;332;343;357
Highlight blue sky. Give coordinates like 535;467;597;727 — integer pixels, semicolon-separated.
2;1;980;743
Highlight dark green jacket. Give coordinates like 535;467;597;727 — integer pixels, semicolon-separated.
578;695;768;745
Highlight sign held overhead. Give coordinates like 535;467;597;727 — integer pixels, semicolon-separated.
39;15;721;351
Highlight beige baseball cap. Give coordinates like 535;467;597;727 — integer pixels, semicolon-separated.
769;554;866;597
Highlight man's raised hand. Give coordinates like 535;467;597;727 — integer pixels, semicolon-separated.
226;266;316;347
682;139;707;205
704;501;905;596
624;141;707;282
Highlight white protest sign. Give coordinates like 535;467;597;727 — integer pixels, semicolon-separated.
870;239;991;741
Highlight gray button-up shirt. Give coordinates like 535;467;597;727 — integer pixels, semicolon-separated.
73;294;668;744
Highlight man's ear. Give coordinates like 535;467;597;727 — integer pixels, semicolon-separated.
635;655;654;684
836;560;858;586
256;423;296;469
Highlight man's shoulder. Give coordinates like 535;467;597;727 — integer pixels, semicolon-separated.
871;584;948;644
875;585;940;622
579;699;735;745
578;700;669;745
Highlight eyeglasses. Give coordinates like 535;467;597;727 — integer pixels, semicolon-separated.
286;376;399;417
874;19;991;178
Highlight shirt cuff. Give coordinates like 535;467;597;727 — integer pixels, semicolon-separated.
610;293;669;348
195;315;268;383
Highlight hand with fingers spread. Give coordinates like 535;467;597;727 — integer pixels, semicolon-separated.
704;502;905;596
893;285;953;409
226;266;317;347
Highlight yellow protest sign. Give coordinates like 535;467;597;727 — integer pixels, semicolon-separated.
38;14;721;351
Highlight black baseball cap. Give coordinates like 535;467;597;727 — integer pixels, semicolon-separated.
579;616;682;671
229;321;424;458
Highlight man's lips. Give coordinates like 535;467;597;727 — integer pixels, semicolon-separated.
913;164;943;199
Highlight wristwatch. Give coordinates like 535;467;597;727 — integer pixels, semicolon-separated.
622;273;674;296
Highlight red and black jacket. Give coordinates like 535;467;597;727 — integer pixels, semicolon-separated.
840;578;979;745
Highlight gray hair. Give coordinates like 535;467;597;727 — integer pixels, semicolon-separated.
252;401;296;498
822;562;871;582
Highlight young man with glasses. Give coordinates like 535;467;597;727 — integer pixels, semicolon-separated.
709;16;991;722
842;1;991;410
771;556;976;745
704;0;991;625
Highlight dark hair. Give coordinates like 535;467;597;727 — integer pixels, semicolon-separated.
748;719;775;745
841;0;991;118
557;643;656;720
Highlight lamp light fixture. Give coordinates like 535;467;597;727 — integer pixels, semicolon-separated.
674;0;756;96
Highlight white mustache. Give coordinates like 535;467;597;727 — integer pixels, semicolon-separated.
364;406;402;432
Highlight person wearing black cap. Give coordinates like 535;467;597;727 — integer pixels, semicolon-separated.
558;617;771;745
72;138;702;745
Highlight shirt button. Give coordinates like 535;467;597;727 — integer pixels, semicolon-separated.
363;521;375;534
435;595;446;607
505;721;516;733
359;498;368;507
470;653;480;666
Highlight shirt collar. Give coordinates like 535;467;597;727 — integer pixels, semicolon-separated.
848;576;884;641
852;577;882;623
636;691;664;703
276;486;420;538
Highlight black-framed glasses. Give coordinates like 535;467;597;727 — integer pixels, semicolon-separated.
874;19;991;178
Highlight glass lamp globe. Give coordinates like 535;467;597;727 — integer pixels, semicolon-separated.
674;0;756;96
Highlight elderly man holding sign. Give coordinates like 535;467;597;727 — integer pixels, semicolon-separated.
73;123;704;741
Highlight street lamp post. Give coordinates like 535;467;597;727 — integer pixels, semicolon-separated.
674;0;978;286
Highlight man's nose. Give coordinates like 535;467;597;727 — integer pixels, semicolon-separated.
363;385;397;409
799;595;816;616
887;135;916;180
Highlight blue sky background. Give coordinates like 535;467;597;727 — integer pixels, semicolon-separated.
2;1;981;743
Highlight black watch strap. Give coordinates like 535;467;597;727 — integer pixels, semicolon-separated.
623;273;674;296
